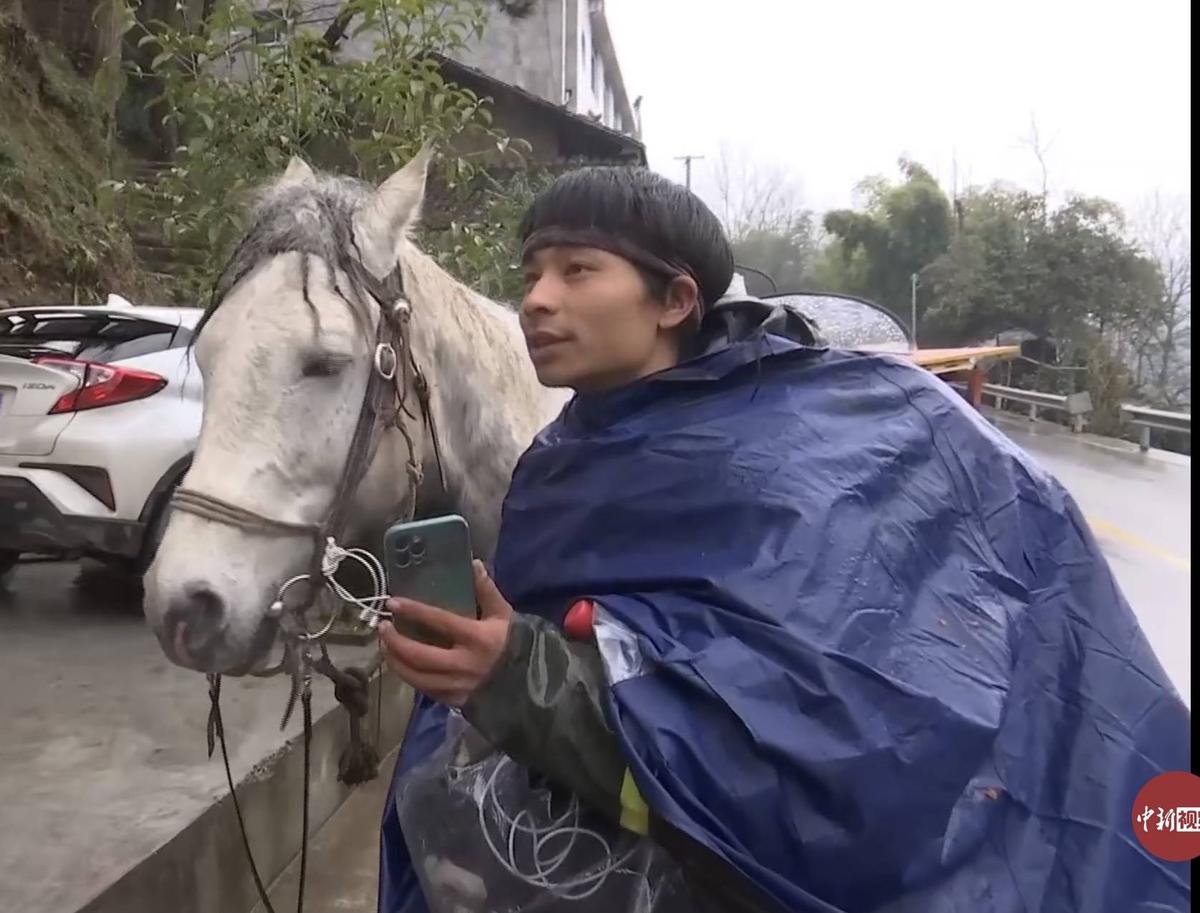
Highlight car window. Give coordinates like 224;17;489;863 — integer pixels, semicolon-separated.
77;331;176;361
765;293;912;352
0;311;179;362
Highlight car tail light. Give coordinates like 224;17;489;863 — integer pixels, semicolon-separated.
31;357;167;414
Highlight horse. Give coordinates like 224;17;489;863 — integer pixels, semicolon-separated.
144;148;568;676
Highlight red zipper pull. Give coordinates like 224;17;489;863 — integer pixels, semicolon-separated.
563;598;595;641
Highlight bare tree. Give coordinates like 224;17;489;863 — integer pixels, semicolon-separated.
709;145;818;294
1133;192;1192;409
1019;113;1057;222
712;143;808;241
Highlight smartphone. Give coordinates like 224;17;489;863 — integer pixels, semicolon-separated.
382;514;477;645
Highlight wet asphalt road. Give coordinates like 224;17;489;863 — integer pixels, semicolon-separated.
0;562;359;913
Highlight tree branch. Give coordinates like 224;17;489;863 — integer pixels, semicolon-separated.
322;2;358;50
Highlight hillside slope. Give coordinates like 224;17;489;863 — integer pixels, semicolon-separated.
0;11;159;306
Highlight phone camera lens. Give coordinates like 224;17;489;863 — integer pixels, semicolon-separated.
393;537;412;567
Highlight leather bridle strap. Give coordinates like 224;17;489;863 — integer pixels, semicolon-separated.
321;261;404;542
346;257;448;490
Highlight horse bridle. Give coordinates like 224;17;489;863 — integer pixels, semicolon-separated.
169;256;446;913
172;257;444;582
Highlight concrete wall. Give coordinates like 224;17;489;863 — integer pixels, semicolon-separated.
335;0;567;109
77;671;415;913
254;2;636;137
563;0;632;135
454;0;566;107
570;0;604;123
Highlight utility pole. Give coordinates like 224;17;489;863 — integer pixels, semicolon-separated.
675;154;704;191
910;272;919;347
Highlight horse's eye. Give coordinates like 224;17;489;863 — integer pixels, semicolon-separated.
301;353;349;378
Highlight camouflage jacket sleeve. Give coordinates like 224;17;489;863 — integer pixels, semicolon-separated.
462;614;787;913
463;611;792;911
461;612;630;824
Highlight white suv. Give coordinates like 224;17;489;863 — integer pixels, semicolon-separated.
0;295;203;578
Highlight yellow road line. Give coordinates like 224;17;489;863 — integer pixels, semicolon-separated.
1085;515;1191;572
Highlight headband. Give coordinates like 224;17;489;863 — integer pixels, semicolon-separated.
521;226;708;316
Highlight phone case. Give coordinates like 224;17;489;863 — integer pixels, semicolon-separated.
382;515;477;643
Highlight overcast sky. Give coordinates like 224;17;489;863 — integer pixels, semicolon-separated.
604;0;1191;223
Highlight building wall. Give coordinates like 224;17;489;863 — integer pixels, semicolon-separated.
443;0;632;137
453;1;566;107
279;1;636;134
244;1;638;143
572;0;603;119
335;0;566;109
563;0;632;135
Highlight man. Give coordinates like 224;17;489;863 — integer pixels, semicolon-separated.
377;167;1189;913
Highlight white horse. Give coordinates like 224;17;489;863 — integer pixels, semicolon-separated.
144;149;567;674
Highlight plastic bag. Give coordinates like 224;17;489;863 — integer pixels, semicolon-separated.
396;713;692;913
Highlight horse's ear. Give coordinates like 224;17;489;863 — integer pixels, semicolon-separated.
280;156;316;187
356;144;434;257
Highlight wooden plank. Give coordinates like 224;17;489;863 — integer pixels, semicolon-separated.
907;345;1021;370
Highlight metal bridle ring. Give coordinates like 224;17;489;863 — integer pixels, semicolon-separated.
298;611;340;642
273;575;341;642
374;342;398;380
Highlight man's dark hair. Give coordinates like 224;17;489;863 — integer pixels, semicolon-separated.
518;166;734;309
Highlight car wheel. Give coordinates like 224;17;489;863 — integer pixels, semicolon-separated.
0;549;20;580
130;483;178;577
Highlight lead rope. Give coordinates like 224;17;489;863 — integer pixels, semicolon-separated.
208;674;278;913
298;666;313;913
207;659;314;913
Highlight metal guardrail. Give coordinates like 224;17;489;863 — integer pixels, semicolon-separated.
984;384;1192;451
1121;404;1192;452
981;384;1092;432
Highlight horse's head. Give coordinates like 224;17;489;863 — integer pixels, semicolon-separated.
145;150;432;674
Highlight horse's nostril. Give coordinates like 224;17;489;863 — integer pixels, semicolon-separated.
186;584;225;627
165;583;228;666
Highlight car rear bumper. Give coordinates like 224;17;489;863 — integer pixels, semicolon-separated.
0;475;143;558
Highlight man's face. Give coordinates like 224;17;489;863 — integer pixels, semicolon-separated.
519;245;692;392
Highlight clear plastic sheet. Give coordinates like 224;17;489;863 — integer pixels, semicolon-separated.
396;714;691;913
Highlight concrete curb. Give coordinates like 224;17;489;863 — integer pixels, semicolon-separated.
76;673;413;913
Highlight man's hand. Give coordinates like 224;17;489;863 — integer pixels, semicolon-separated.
377;560;514;708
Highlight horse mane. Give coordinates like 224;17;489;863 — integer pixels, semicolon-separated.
203;162;556;423
204;172;383;333
202;168;526;346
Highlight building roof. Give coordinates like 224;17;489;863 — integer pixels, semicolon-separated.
436;53;646;165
